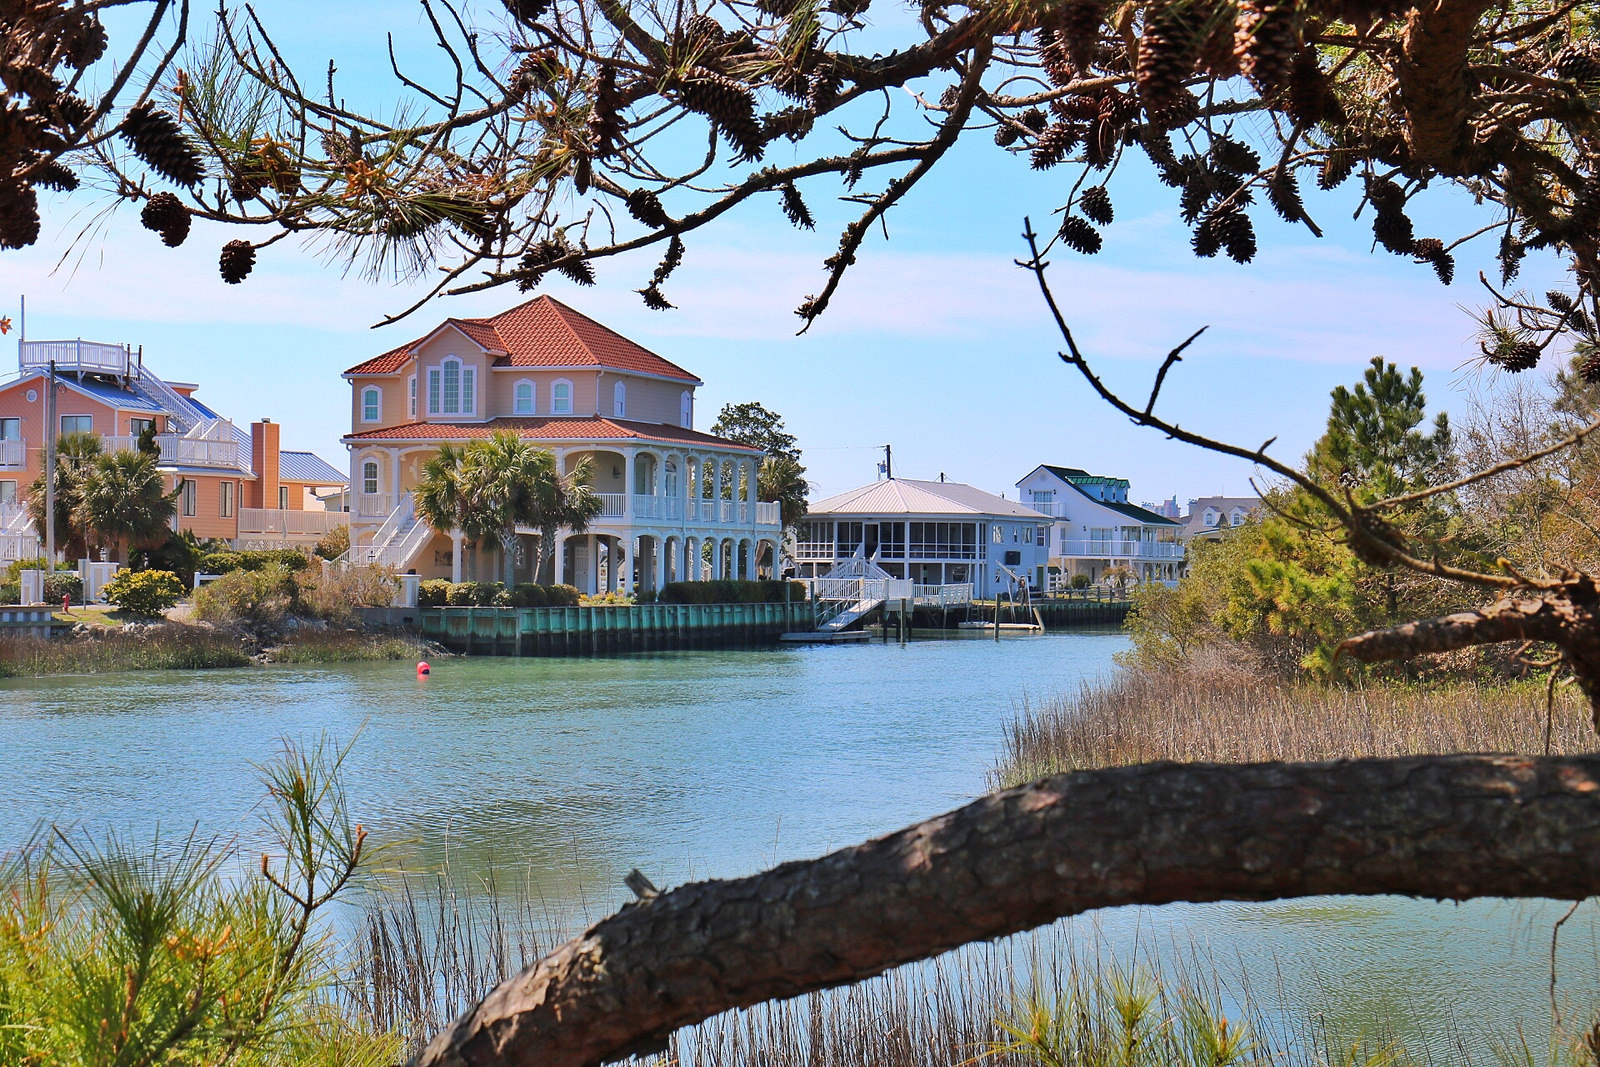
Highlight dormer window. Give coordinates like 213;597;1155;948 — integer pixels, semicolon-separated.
552;379;572;415
427;357;476;416
514;380;535;415
361;387;381;423
614;381;626;418
1203;509;1218;526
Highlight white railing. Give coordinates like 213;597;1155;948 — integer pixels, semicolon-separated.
813;577;915;602
0;439;23;467
755;501;780;526
101;434;240;468
237;509;342;538
355;492;395;519
793;541;833;559
377;515;434;568
21;339;130;377
368;494;413;548
596;492;626;518
1058;539;1184;559
0;502;29;532
913;582;973;607
134;371;209;433
631;494;685;521
0;531;40;565
1025;500;1071;517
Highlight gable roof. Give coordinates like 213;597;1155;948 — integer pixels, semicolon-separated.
343;297;703;383
1026;463;1179;526
809;478;1044;519
279;451;348;484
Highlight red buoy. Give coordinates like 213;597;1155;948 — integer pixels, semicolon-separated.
417;661;431;676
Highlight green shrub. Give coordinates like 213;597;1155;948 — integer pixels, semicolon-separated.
314;523;351;561
444;581;501;606
298;564;396;624
546;584;580;607
418;579;451;607
41;573;82;605
4;557;72;583
653;579;805;604
194;563;299;625
512;583;546;607
199;548;311;575
132;530;203;586
1070;573;1092;590
103;569;185;617
0;583;17;606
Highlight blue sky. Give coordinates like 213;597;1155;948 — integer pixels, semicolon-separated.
0;1;1571;505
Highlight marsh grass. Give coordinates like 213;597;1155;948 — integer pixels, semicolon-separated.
266;630;424;664
0;625;250;676
995;661;1598;788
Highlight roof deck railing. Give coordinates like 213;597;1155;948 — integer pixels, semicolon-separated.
19;339;131;377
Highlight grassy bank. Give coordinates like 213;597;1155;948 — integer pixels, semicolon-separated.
0;624;433;678
994;660;1596;788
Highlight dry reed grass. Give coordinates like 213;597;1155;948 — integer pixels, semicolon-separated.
0;625;250;676
995;660;1598;788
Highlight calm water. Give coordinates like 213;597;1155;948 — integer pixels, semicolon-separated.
2;633;1597;1054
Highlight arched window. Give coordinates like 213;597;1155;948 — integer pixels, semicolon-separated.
361;387;381;423
362;460;379;496
552;379;572;415
514;379;535;415
614;380;627;418
443;358;460;413
428;357;474;416
680;391;692;429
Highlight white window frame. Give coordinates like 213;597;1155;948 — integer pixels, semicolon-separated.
180;479;196;517
427;368;441;415
461;365;476;416
552;378;573;415
60;414;93;435
513;379;536;416
680;391;692;429
361;387;381;424
442;358;461;414
0;481;16;505
279;485;290;510
408;375;417;418
614;380;626;418
362;461;379;496
220;480;235;518
426;357;476;417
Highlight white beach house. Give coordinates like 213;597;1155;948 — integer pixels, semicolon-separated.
1015;465;1184;587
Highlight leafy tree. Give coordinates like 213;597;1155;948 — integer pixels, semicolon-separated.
76;449;180;563
756;456;810;571
27;432;103;561
415;443;484;578
530;456;604;587
102;568;185;617
135;422;160;458
711;403;802;464
460;431;551;588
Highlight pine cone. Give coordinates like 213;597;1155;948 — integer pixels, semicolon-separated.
1318;149;1357;189
678;67;763;162
653;235;685;286
1411;237;1454;284
503;0;552;24
1499;232;1526;284
1191;212;1223;257
0;182;41;250
1058;0;1105;76
638;284;675;310
140;191;190;247
1031;122;1080;169
1210;135;1260;176
219;240;256;284
1210;205;1256;263
1490;340;1541;372
1057;215;1103;254
1234;0;1297;94
1196;11;1240;77
683;13;725;45
1036;26;1077;87
31;159;76;191
1266;166;1303;222
1287;48;1343;126
1366;176;1405;213
1554;43;1600;89
1136;1;1200;114
62;18;108;69
1021;108;1048;132
1084;116;1117;169
1080;185;1114;224
994;122;1021;147
556;252;596;286
626;188;670;228
780;182;814;229
1578;347;1600;385
120;102;204;187
1373;209;1415;254
320;129;356;165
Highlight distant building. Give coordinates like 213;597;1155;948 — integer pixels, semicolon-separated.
0;338;345;562
1140;496;1181;519
794;477;1050;597
1015;465;1183;587
1181;496;1263;542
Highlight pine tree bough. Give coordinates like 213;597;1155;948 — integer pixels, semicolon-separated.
1396;0;1495;175
413;754;1600;1067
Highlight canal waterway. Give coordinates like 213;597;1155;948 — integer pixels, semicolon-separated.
2;632;1597;1056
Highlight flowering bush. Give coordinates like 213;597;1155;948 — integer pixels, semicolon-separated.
103;569;185;617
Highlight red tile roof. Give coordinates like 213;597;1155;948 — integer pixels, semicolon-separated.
342;417;761;452
344;296;702;382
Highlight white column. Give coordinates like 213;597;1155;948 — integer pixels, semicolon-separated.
622;450;635;520
621;536;635;595
390;448;403;503
450;530;463;583
586;532;597;594
712;457;723;521
554;533;566;585
743;539;755;581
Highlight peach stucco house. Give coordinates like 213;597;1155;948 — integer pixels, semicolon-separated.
0;338;347;562
341;296;781;592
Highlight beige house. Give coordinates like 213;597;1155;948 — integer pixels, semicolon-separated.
342;296;781;592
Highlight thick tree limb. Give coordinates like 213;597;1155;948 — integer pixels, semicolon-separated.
413;754;1600;1067
1398;0;1494;174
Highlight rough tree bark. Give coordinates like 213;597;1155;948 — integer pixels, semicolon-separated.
1397;0;1494;175
413;754;1600;1067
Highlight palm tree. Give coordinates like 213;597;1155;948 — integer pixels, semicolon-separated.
27;431;103;561
459;431;547;587
757;455;809;574
414;443;483;578
533;456;603;586
77;450;179;563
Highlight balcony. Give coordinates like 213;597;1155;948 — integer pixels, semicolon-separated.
354;492;395;519
0;439;24;467
589;495;785;526
237;508;344;540
21;339;131;377
101;434;240;469
1057;539;1184;560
